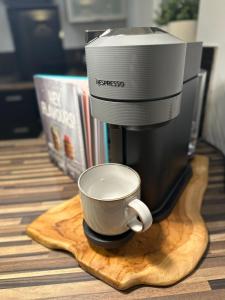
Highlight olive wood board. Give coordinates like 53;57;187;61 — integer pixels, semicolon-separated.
27;155;209;290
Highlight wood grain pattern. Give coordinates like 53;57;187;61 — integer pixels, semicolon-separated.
27;155;209;290
1;137;225;299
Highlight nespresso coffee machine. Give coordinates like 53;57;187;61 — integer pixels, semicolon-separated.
85;27;202;246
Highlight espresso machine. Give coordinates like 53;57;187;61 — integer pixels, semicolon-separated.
85;27;202;247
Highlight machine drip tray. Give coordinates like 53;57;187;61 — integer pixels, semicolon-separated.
83;220;134;249
152;163;193;222
83;164;192;247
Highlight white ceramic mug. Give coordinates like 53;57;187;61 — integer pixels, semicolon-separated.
78;163;152;236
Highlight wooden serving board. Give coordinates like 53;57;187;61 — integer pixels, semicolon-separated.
27;155;209;290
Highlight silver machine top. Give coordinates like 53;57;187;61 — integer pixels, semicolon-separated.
85;27;187;126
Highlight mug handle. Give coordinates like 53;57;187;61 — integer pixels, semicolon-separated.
126;199;153;232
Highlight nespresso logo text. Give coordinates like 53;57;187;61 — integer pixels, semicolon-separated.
96;79;125;88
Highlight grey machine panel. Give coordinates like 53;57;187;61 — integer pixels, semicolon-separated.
183;42;202;81
91;94;181;126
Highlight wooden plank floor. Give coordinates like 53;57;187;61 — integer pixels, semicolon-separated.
0;137;225;299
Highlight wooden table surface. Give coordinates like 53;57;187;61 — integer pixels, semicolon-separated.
0;138;225;300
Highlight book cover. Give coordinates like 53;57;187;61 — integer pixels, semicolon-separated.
34;76;66;171
34;74;109;179
34;75;87;178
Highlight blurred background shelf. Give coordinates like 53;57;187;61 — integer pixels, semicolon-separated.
0;81;42;139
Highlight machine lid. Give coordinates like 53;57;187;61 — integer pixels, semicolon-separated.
100;27;163;36
86;27;184;47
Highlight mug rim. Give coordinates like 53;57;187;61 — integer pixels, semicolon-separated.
78;163;141;202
